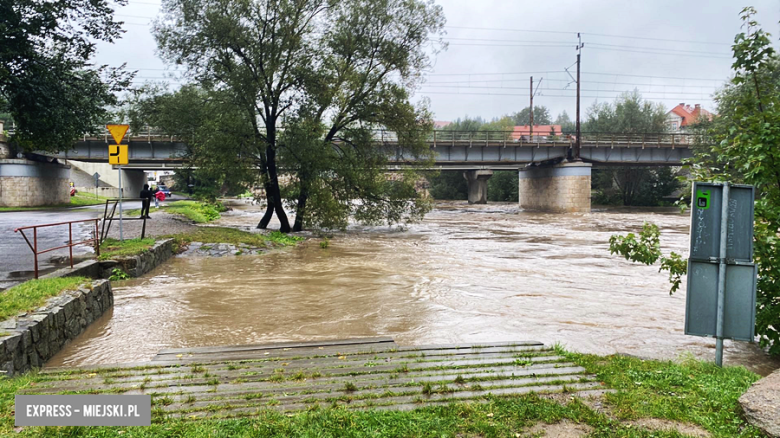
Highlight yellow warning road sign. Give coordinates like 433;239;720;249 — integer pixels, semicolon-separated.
109;144;128;165
106;124;129;145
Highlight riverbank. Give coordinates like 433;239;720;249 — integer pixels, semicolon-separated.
1;348;765;437
100;227;302;262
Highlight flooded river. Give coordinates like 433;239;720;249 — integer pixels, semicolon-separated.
48;202;779;375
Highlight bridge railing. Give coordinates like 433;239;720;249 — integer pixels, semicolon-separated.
10;124;703;146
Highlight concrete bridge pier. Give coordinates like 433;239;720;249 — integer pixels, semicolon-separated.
518;162;592;213
463;170;493;204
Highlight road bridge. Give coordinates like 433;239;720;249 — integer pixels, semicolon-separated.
3;130;701;211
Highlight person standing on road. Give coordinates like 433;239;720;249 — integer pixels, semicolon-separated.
154;188;165;208
139;184;153;219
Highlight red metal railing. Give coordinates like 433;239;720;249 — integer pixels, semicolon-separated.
14;219;100;279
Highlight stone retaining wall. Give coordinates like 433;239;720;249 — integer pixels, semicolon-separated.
109;239;175;277
0;159;71;207
0;280;112;376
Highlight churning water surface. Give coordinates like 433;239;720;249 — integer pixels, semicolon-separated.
47;202;779;375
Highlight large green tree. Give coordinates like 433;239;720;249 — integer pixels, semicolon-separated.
584;91;679;206
612;8;780;356
0;0;131;152
121;85;258;200
510;106;551;126
555;110;575;133
154;0;444;232
687;7;780;355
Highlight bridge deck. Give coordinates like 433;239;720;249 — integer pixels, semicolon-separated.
29;338;606;419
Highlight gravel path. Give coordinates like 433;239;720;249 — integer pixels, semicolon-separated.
104;210;197;240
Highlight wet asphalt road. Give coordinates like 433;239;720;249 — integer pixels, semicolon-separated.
0;198;167;290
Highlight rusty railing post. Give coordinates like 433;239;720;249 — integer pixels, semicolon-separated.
95;220;100;257
69;223;73;268
33;228;38;279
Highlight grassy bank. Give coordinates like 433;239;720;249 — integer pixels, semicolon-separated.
124;201;226;224
99;228;302;261
0;351;764;437
0;277;90;321
0;193;109;212
99;238;157;261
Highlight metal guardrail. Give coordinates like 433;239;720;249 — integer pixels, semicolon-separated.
14;219;100;279
100;198;149;244
62;128;701;146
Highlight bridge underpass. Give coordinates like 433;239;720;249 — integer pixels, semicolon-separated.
2;131;698;211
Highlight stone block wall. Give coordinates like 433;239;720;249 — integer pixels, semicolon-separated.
518;162;592;213
0;280;112;376
111;239;175;277
0;159;71;207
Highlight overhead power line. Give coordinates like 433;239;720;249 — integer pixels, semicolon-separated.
588;46;731;59
443;25;730;47
416;90;714;102
419;85;714;96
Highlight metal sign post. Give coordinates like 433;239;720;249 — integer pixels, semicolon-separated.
106;124;130;242
685;182;757;367
715;183;729;366
118;166;123;241
93;172;100;198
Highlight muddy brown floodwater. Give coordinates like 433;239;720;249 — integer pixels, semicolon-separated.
48;202;780;375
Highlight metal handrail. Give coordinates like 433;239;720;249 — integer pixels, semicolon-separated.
14;219;100;279
100;198;149;244
70;129;702;144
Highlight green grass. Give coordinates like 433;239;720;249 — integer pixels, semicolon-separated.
124;201;226;223
98;238;156;261
0;351;764;437
96;228;302;261
166;227;302;251
0;193;110;212
69;192;112;207
0;277;89;321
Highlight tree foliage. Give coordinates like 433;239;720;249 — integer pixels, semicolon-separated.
685;7;780;355
0;0;131;151
122;84;258;200
609;223;686;294
585;91;679;206
427;171;467;200
555;111;575;133
510;106;551;126
583;90;667;134
487;171;518;202
153;0;446;232
593;167;681;206
611;8;780;356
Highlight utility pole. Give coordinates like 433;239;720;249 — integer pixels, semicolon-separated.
529;76;534;139
574;33;584;161
529;77;543;140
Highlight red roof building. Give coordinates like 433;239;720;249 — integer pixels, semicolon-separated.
433;121;452;129
511;125;563;140
667;103;713;131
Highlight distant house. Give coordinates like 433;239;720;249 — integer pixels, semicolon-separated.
511;125;563;141
433;121;452;129
666;103;713;132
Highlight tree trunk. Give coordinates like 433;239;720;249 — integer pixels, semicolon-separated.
293;192;308;232
257;182;275;229
264;144;291;233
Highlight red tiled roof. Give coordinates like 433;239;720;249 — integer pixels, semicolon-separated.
433;121;451;129
511;125;563;140
668;103;713;127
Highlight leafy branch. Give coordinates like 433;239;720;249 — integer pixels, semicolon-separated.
609;222;688;295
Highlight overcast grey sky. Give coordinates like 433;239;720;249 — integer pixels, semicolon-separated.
96;0;780;124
